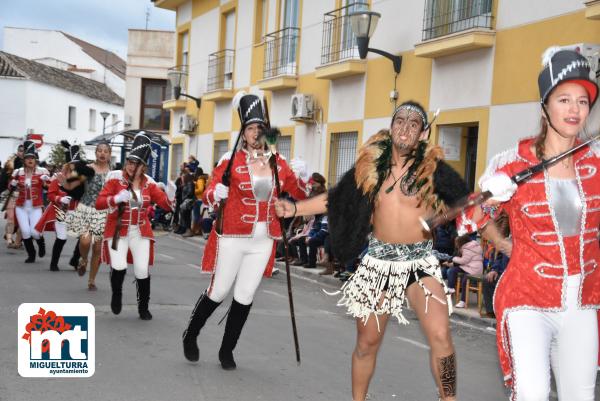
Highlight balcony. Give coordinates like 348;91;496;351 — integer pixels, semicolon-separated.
204;49;235;102
151;0;187;11
415;0;495;58
258;27;300;91
585;0;600;19
315;2;368;80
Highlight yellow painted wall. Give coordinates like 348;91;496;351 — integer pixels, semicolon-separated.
364;51;432;120
296;73;330;121
492;11;600;105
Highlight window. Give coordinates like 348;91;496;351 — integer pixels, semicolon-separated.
277;135;292;161
170;143;183;180
89;109;96;131
179;31;189;72
328;131;357;186
68;106;76;129
141;79;171;131
213;140;229;165
423;0;493;40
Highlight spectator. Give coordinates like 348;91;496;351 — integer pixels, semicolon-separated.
186;155;199;173
173;168;185;228
482;212;511;318
447;234;483;308
175;172;195;235
289;216;313;266
191;168;207;236
433;221;456;259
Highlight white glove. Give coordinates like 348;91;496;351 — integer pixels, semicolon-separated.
113;189;131;204
480;173;517;202
10;180;17;189
290;158;308;181
60;196;72;205
40;175;50;182
214;183;229;202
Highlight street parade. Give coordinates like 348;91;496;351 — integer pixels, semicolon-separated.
1;1;599;400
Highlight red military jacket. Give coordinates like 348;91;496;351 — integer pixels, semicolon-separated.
202;150;309;275
96;170;173;265
35;178;78;233
457;137;600;386
12;166;49;207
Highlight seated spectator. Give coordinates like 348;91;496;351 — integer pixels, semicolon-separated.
433;221;456;260
482;212;511;318
447;234;483;308
304;214;328;269
289;216;313;266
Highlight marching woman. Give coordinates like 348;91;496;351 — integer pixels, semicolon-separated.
11;140;49;263
66;141;111;290
35;143;91;271
182;92;309;370
96;132;173;320
459;47;599;401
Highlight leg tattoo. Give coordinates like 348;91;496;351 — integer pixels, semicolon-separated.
437;353;456;398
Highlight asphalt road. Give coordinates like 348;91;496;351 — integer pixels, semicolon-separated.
0;228;597;401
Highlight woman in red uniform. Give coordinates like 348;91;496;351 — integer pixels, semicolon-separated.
459;47;599;401
11;140;49;263
96;133;173;320
182;92;309;370
35;143;90;271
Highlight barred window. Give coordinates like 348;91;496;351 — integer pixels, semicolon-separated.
277;135;292;162
328;131;357;186
213;139;229;166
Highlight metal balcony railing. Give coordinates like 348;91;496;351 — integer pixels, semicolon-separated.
320;2;369;65
422;0;493;41
207;49;234;92
263;27;300;79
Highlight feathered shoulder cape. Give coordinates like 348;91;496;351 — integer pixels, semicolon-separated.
328;130;469;264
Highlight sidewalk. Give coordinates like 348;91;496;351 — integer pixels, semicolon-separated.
171;232;497;331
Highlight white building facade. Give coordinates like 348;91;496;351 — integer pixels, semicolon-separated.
0;51;124;163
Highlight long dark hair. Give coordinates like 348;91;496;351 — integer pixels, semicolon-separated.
534;117;549;161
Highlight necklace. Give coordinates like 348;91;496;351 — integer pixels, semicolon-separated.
385;168;418;196
385;169;402;193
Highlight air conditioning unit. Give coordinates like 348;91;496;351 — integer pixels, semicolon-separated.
124;115;132;127
564;43;600;82
291;94;314;121
179;114;198;132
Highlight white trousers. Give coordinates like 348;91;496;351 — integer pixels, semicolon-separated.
208;222;273;305
108;225;150;279
507;274;598;401
55;221;67;240
15;200;42;239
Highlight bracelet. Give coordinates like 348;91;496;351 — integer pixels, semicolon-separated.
291;201;297;218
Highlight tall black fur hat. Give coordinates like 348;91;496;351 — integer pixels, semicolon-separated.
232;91;266;128
23;140;38;159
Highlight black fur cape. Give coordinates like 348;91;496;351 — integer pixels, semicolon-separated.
328;161;469;264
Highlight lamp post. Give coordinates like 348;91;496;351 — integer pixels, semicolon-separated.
167;66;201;108
100;111;110;135
349;11;402;74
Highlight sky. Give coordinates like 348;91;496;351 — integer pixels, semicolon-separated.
0;0;176;59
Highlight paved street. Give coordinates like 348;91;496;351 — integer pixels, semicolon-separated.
0;228;598;401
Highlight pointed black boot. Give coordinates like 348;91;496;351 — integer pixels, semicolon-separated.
110;268;126;315
49;238;66;271
36;236;46;258
136;277;152;320
23;238;36;263
69;240;81;270
218;299;252;370
182;291;221;362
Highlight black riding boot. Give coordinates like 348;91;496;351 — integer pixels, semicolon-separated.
49;238;66;271
136;277;152;320
23;238;36;263
36;236;45;258
69;240;81;270
110;268;126;315
218;299;252;370
182;291;221;362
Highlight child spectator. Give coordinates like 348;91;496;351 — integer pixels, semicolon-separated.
447;234;483;308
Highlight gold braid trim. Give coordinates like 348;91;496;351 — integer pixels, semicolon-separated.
354;129;391;196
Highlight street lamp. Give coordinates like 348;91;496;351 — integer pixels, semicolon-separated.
349;11;402;74
100;111;110;135
167;66;201;108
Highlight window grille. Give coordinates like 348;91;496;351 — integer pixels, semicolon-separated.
328;131;357;186
422;0;493;41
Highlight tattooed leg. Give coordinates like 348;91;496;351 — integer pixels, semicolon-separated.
437;353;457;399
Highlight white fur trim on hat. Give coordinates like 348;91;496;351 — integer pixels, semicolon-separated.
541;46;562;67
232;90;247;110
